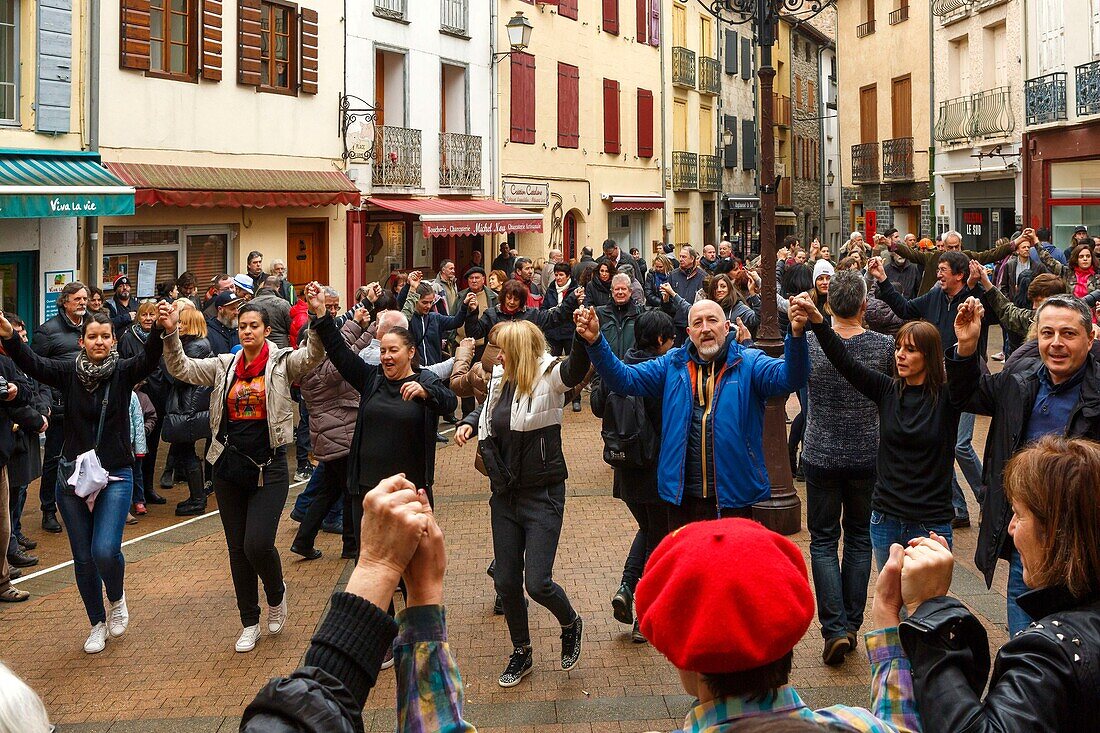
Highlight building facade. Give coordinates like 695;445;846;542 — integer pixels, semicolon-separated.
1021;0;1100;244
820;41;842;249
837;0;932;239
718;22;759;260
97;0;354;302
789;20;832;245
931;0;1023;251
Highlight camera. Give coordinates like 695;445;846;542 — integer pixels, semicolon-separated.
0;376;9;398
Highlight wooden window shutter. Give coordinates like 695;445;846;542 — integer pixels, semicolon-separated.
795;76;802;110
119;0;151;71
201;0;223;81
741;118;756;170
559;0;578;20
603;78;620;154
237;0;262;86
636;0;647;42
649;0;660;46
724;30;737;75
723;114;737;168
740;37;751;81
603;0;619;35
510;52;535;144
557;63;579;148
637;88;653;157
299;7;319;94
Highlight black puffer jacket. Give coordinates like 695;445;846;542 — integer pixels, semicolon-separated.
31;313;83;417
0;356;47;466
900;587;1100;733
5;360;50;486
162;336;214;444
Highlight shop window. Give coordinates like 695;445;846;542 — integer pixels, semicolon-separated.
0;0;16;123
149;0;197;79
186;233;229;286
103;227;233;296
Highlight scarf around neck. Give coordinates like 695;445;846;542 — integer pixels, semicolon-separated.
76;349;119;392
236;342;270;381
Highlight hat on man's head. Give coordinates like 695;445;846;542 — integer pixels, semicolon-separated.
113;275;131;288
213;291;243;309
1075;226;1089;235
231;274;254;294
635;519;814;674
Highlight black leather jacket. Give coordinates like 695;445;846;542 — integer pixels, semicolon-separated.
900;588;1100;733
31;313;83;416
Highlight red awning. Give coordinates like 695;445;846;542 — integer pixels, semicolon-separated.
367;196;544;238
603;194;665;211
105;162;361;209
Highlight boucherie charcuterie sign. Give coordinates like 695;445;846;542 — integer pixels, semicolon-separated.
421;217;544;238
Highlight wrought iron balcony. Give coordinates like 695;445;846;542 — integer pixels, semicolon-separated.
971;87;1014;137
772;93;791;128
373;126;422;188
374;0;406;21
935;94;972;142
856;19;875;37
1077;60;1100;117
882;137;914;181
673;47;696;89
778;176;792;207
672;151;698;190
1025;73;1067;126
931;0;967;17
699;56;720;96
699;155;722;191
889;6;909;24
851;142;879;184
439;132;481;189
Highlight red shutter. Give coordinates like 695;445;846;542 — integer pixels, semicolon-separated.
603;0;619;34
299;7;319;94
510;52;536;144
637;88;653;157
119;0;152;71
237;0;263;86
636;0;647;42
559;0;578;20
557;63;579;149
201;0;222;81
603;78;620;154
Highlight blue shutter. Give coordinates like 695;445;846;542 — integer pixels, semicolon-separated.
723;115;737;168
724;31;737;75
740;37;751;81
36;0;72;134
741;119;756;171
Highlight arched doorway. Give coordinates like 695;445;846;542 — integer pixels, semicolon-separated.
563;211;578;261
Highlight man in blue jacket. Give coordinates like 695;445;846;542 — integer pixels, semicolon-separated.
576;299;810;528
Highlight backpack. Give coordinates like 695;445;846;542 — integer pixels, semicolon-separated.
600;391;658;469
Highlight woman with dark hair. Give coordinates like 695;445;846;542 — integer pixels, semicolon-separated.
464;278;581;341
707;273;760;335
158;287;327;654
887;435;1100;732
792;293;961;571
163;307;215;516
1038;242;1100;300
591;309;674;644
156;281;179;302
542;262;577;357
87;286;105;314
584;262;614;308
0;310;162;653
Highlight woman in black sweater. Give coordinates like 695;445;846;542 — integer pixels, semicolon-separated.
0;310;163;654
790;293;961;571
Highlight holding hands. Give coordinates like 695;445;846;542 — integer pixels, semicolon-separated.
871;533;954;629
574;306;600;344
969;259;993;291
867;256;887;282
953;296;984;357
304;281;326;317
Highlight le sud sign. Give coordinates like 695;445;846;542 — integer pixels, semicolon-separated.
0;192;135;219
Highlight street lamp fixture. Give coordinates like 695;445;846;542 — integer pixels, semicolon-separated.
722;127;735;147
493;11;534;64
827;170;835;186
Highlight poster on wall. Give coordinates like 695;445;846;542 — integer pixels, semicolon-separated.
102;255;129;286
137;260;157;298
412;228;432;269
44;270;75;321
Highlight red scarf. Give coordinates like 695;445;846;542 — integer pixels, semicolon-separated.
235;342;270;381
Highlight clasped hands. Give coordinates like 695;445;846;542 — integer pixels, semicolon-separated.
872;533;955;630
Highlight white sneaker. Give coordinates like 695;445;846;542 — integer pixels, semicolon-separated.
84;623;109;654
235;624;261;653
108;594;129;638
267;583;287;635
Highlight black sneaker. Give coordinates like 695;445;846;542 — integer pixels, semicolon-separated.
498;645;533;687
560;616;583;670
41;512;61;533
822;636;851;666
15;533;36;551
631;619;646;644
846;631;858;653
611;582;634;625
290;543;322;560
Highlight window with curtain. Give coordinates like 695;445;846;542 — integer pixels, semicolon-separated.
260;1;295;91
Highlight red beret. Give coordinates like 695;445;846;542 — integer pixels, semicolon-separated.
635;519;814;674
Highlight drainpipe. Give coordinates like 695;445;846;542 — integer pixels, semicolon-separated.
658;9;668;244
817;43;827;241
85;0;101;285
490;4;499;201
927;6;936;237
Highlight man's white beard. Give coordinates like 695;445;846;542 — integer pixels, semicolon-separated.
697;339;723;361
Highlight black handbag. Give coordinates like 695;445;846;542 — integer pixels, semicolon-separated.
476;435;514;492
57;384;110;498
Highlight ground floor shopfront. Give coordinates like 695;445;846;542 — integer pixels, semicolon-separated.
1023;120;1100;245
721;195;760;261
842;181;931;241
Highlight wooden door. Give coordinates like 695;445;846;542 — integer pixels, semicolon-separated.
859;84;878;143
891;75;912;138
673;99;688;150
374;51;385;126
672;2;686;46
699;16;712;57
699;104;713;152
287;220;328;291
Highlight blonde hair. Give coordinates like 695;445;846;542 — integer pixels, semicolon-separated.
179;307;208;337
495;320;548;399
137;301;158;320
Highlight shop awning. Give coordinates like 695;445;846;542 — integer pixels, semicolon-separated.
601;194;665;211
0;149;135;219
105;162;361;209
366;197;544;238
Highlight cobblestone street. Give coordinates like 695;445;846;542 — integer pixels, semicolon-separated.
1;394;1008;733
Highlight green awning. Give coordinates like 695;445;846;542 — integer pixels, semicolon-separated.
0;149;135;219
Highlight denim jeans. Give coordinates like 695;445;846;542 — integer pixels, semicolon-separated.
56;467;133;625
869;510;953;571
9;482;27;538
951;412;985;519
294;391;311;465
291;461;341;525
131;459;145;504
805;464;873;641
40;414;65;513
1007;548;1033;634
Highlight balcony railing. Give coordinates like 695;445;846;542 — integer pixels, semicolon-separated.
374;0;406;21
1077;60;1100;117
852;142;879;184
935;95;972;142
699;154;722;191
882;137;914;181
672;151;698;190
1025;73;1067;126
699;56;720;95
673;47;696;89
772;93;791;127
856;19;875;37
888;5;909;24
778;176;792;207
373;126;422;187
931;0;967;17
440;0;467;35
971;87;1015;137
439;132;481;189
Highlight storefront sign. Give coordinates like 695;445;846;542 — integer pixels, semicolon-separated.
726;197;759;211
0;193;135;219
501;181;550;208
44;270;75;320
421;218;544;238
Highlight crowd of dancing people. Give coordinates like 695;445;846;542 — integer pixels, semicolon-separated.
3;228;1100;732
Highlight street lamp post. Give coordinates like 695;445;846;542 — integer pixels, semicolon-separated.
703;0;833;535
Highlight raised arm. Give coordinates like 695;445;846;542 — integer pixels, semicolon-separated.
968;238;1016;266
315;314;374;392
1036;244;1068;279
0;316;73;389
577;307;666;399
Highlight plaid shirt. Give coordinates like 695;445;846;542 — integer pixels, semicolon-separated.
675;628;921;733
394;605;476;733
